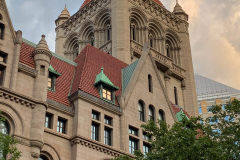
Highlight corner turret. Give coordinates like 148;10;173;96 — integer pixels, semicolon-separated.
55;4;70;27
173;0;188;21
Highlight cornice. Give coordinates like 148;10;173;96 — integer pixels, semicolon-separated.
68;90;122;115
47;98;74;116
70;135;135;158
0;86;48;109
18;63;38;78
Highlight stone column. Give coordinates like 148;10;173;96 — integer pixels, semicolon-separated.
31;35;52;159
10;30;22;91
144;26;148;43
181;79;187;109
164;69;172;96
95;29;99;48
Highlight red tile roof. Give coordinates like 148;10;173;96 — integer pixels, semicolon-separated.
71;45;128;106
19;42;35;68
80;0;163;9
19;41;76;107
47;57;76;106
171;103;191;119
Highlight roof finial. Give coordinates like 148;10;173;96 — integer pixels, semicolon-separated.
101;67;104;72
176;0;178;4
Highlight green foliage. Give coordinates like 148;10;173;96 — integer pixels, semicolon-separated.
0;112;21;160
113;99;240;160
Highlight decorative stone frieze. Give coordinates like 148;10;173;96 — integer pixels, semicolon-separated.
0;86;48;109
128;0;187;32
31;152;40;158
70;135;135;158
59;0;111;35
14;135;31;147
18;63;38;78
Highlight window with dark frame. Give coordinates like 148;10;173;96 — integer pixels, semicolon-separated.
159;110;165;121
102;88;112;101
139;101;144;121
91;123;99;141
104;127;112;146
0;23;5;40
39;155;49;160
104;116;112;125
129;126;138;136
143;132;151;141
174;87;178;105
143;143;151;157
149;106;154;121
0;66;5;86
129;138;138;154
45;113;52;129
92;110;100;121
107;26;111;41
148;75;153;93
57;118;66;134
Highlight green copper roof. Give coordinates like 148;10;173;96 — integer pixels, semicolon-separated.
94;67;119;90
22;38;78;67
176;108;190;122
49;65;61;76
122;60;139;94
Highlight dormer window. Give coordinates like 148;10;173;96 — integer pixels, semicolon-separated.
94;67;119;104
48;65;61;91
103;88;112;101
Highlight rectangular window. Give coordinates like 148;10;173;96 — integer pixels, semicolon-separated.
40;65;45;76
91;123;99;141
199;107;202;114
143;132;151;141
174;87;178;105
45;113;52;129
129;138;138;154
92;110;100;121
207;106;212;113
104;116;112;125
48;73;56;91
0;54;6;63
104;127;112;146
57;118;66;134
48;77;52;88
102;88;112;101
143;143;151;157
0;67;5;86
129;126;138;136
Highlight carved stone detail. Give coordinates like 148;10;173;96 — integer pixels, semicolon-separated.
164;69;172;81
18;63;38;78
181;79;186;90
30;139;44;150
31;152;40;158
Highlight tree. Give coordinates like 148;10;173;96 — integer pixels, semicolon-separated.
113;99;240;160
0;112;21;160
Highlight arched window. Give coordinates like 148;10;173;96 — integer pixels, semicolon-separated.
159;110;165;121
130;23;136;41
166;44;170;58
148;75;153;93
138;101;144;121
90;35;95;46
107;25;111;41
0;121;9;135
174;87;178;105
39;155;49;160
149;34;153;48
149;105;154;121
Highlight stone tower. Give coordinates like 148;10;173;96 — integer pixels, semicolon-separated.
54;0;198;116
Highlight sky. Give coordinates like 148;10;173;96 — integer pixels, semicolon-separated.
6;0;240;90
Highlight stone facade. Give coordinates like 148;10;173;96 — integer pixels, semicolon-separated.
0;0;198;160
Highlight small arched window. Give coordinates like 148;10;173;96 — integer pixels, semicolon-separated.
0;121;9;135
130;23;136;41
159;110;165;121
138;101;144;121
166;45;170;58
174;87;178;105
148;75;153;93
91;36;95;46
149;105;154;121
107;25;111;41
149;34;153;48
39;155;49;160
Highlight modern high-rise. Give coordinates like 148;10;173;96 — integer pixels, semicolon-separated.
0;0;197;159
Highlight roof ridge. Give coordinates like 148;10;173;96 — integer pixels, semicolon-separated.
22;38;77;67
79;45;90;88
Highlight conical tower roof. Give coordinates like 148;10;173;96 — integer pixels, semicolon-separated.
59;4;70;19
173;1;185;14
33;35;52;58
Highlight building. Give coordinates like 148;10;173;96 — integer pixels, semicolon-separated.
195;73;240;121
0;0;197;159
